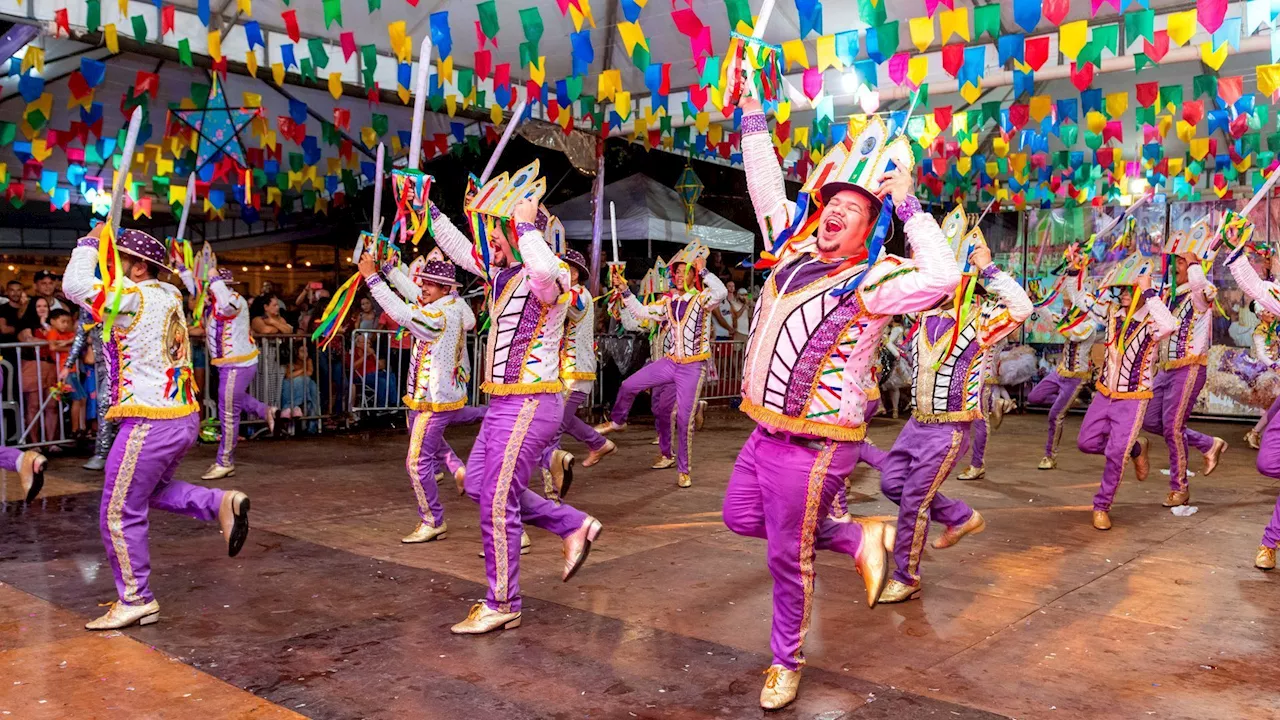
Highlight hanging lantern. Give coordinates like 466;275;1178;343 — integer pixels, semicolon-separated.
675;165;703;231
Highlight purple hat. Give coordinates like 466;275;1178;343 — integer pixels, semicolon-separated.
216;268;238;284
412;248;460;287
117;228;172;271
562;248;589;277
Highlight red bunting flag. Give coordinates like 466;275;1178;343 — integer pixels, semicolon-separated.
1135;81;1158;107
941;44;964;78
54;8;69;36
475;50;491;80
1143;30;1169;63
1069;62;1093;91
1023;36;1049;71
162;5;175;35
1043;0;1070;25
283;10;301;43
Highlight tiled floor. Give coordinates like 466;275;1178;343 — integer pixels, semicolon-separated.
2;410;1278;718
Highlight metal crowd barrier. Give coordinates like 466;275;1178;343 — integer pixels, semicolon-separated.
198;333;337;434
0;341;70;450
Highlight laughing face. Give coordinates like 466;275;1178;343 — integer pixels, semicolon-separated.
816;188;875;259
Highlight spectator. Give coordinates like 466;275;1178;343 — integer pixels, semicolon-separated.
712;280;737;340
352;295;379;331
280;343;320;434
0;280;23;347
20;271;66;331
18;298;61;443
251;295;293;420
45;308;85;438
730;287;751;341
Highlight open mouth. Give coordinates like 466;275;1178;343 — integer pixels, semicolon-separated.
824;218;844;234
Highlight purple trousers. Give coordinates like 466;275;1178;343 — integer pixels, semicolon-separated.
464;393;588;613
967;385;994;468
880;419;976;586
651;382;677;456
216;364;269;468
0;446;21;471
101;413;223;606
1258;412;1280;547
829;398;886;519
723;426;867;670
407;405;486;526
1078;394;1148;511
1142;366;1215;492
1028;371;1086;457
540;390;608;469
612;358;706;474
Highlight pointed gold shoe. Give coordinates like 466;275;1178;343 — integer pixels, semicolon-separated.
1255;545;1276;570
1038;455;1057;470
562;516;602;582
649;436;661;445
1202;437;1228;476
877;579;921;604
550;449;574;498
1246;430;1262;450
1132;437;1150;482
1092;510;1112;531
853;517;897;552
582;439;616;467
651;455;675;470
854;521;889;608
677;473;692;488
759;664;801;710
454;466;467;496
450;602;521;635
18;450;46;503
85;600;160;630
593;421;626;435
1163;490;1190;507
957;465;985;480
933;510;986;550
402;522;448;543
218;491;250;557
695;400;707;431
202;463;236;481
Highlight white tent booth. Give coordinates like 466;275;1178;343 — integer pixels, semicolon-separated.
549;174;756;258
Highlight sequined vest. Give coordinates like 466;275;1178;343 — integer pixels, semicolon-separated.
1161;290;1211;370
1097;309;1163;399
662;290;716;363
405;296;471;412
482;265;566;395
105;280;199;419
912;308;988;422
204;296;258;367
561;287;597;383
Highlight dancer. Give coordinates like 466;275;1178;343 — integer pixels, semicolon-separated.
724;95;957;710
597;241;727;488
1245;303;1280;450
1075;254;1177;530
431;169;601;635
1226;242;1280;568
177;265;276;480
1027;275;1101;469
1141;240;1229;504
63;226;250;630
541;249;615;499
1;446;46;502
359;248;482;543
882;317;913;419
618;288;680;469
955;340;1003;481
878;234;1032;603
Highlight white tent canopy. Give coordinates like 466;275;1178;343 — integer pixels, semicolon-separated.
549;174;755;254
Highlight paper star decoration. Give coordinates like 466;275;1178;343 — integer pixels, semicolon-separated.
171;75;259;174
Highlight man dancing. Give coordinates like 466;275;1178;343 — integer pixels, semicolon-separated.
724;95;958;710
431;171;601;635
541;248;615;499
177;266;276;480
1142;241;1228;505
598;242;726;488
359;248;482;544
64;226;250;630
1074;256;1177;529
1028;275;1101;469
878;237;1033;603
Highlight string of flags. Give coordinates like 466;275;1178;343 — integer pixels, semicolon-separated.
5;0;1280;220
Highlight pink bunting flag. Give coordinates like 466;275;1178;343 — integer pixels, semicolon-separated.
1091;0;1120;17
1197;0;1227;33
1102;121;1123;144
803;67;822;100
924;0;954;18
888;52;909;86
340;32;356;61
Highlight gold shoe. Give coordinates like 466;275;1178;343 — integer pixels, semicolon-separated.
593;421;626;435
991;399;1006;431
217;491;251;557
830;513;852;523
454;466;466;496
85;600;160;630
649;437;661;446
434;471;445;483
1246;430;1262;450
651;455;675;470
550;449;574;498
1038;455;1057;470
265;406;277;434
562;516;602;582
582;439;616;468
877;579;921;604
477;531;532;558
1202;437;1228;476
677;472;692;488
853;517;897;552
449;602;521;635
759;665;801;710
695;400;707;431
1256;545;1277;570
957;465;985;480
854;521;889;608
1162;490;1190;507
932;510;986;550
18;450;46;503
401;522;447;543
1092;510;1112;531
1133;437;1150;482
202;464;236;481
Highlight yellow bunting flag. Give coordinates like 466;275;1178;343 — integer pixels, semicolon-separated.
694;111;710;133
617;21;648;55
169;181;188;207
329;72;343;100
1189;137;1210;160
1086;111;1106;135
794;127;809;148
774;101;790;124
208;30;222;62
445;95;457;116
490;103;503;125
1175;120;1195;143
272;62;285;86
907;56;928;87
781;39;809;71
530;56;546;85
1168;158;1184;176
437;56;454;86
21;46;43;74
1258;64;1280;96
991;135;1009;159
238;0;252;15
957;157;971;176
1157;114;1173;137
1167;10;1196;47
1029;95;1052;122
960;82;981;105
105;24;119;53
939;8;970;43
816;35;842;71
614;91;631;121
389;21;410;63
30;139;52;163
1059;21;1087;61
1200;41;1228;71
597;69;620;101
246;50;258;77
909;17;934;53
398;84;410;104
1105;92;1127;118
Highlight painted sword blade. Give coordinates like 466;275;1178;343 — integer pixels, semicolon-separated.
108;106;144;232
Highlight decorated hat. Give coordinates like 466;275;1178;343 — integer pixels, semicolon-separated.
1162;217;1214;261
466;161;547;219
669;239;710;268
117;228;173;272
562;248;589;277
1100;252;1155;288
216;268;238;284
940;205;987;275
802;115;915;216
411;248;460;287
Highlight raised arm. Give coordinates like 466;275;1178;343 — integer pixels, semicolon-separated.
700;270;729;307
177;267;198;296
1228;251;1280;317
364;273;443;343
1065;271;1110;325
208;278;243;316
860;196;962;316
62;230;140;315
739;101;796;247
429;204;485;278
1143;288;1178;341
976;264;1033;348
514;226;569;305
1185;263;1216;313
381;260;423;303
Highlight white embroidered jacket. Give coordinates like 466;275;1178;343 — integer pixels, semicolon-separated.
621;272;728;364
179;271;258;368
561;285;597;394
1052;274;1102;378
1160;264;1216;370
1077;287;1177;399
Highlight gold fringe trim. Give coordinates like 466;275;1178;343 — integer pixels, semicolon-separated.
673;352;711;364
562;371;597;381
481;380;564;396
740;399;867;442
983;377;999;386
1163;355;1207;370
913;408;984;424
211;350;260;366
865;385;881;401
403;396;467;412
106;402;199;420
1095;383;1153;400
1056;365;1093;379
